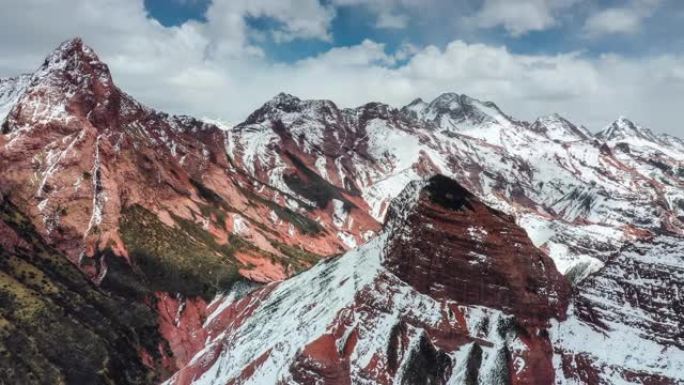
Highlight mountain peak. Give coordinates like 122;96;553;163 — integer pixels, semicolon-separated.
39;38;109;79
383;174;570;323
26;37;115;96
428;92;465;110
241;93;341;126
50;38;93;59
429;92;498;109
400;97;428;118
407;97;425;106
2;38;125;134
531;113;591;141
417;92;512;129
596;116;659;143
268;92;301;106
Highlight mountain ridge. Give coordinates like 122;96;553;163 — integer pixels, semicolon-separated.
0;38;682;385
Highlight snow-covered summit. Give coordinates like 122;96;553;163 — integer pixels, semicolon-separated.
30;37;114;93
596;116;660;143
400;97;428;118
595;116;684;161
408;92;515;131
241;92;341;126
1;37;126;135
529;113;592;142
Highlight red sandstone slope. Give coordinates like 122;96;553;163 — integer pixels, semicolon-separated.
0;38;379;379
0;39;379;276
166;175;571;385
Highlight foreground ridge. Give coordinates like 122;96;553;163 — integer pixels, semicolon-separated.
166;175;572;385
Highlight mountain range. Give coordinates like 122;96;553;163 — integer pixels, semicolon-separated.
0;38;682;385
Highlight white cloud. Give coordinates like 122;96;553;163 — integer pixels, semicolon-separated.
375;12;409;29
0;0;683;137
472;0;579;36
583;0;662;36
330;0;427;31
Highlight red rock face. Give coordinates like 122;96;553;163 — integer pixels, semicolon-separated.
0;38;379;379
289;334;352;385
0;39;371;270
155;292;210;371
383;175;570;326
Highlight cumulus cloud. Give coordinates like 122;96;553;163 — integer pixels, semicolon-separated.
329;0;433;30
0;0;682;136
375;12;409;29
471;0;580;36
583;0;662;36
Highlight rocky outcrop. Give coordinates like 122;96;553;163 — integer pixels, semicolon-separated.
383;175;570;325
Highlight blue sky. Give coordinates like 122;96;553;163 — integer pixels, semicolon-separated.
142;0;683;61
144;0;211;27
1;0;683;135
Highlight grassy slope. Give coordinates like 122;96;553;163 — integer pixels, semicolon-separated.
0;199;159;385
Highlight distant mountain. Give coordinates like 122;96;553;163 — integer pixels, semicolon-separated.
1;39;682;384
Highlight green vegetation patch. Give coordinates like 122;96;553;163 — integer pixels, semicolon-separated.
270;241;324;273
0;199;159;385
119;204;243;300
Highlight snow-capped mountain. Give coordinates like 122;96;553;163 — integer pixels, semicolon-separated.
213;91;684;383
0;39;379;383
228;90;684;274
1;39;682;385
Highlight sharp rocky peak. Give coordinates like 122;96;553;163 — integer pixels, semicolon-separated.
34;37;113;87
384;175;475;228
400;97;428;118
596;116;659;143
1;38;143;134
428;92;499;110
407;97;426;107
266;92;301;106
408;92;514;129
45;38;101;66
